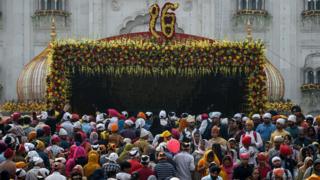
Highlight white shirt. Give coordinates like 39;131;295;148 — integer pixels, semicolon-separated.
239;130;263;149
45;171;66;180
239;146;258;166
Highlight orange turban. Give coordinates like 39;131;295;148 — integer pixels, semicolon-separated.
178;118;188;132
28;131;37;141
110;123;118;132
137;112;146;120
273;168;284;177
211;126;220;133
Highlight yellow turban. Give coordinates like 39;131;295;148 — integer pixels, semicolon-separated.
160;130;172;138
36;140;45;150
16;161;27;168
246;119;254;126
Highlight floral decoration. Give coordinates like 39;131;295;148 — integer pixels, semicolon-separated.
149;4;161;39
160;2;179;39
301;83;320;91
265;100;294;114
0;101;47;113
46;33;267;113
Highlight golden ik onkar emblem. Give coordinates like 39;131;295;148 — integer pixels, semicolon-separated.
149;2;179;39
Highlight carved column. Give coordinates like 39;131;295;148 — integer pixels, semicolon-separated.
304;0;307;10
54;0;57;10
246;0;249;9
62;0;65;11
38;0;41;10
44;0;48;10
239;0;242;10
256;0;259;9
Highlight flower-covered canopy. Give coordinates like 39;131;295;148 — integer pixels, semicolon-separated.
43;32;267;113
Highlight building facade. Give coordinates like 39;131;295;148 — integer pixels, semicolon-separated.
0;0;319;113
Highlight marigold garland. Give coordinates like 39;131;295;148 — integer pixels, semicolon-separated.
265;101;294;114
0;101;47;113
301;84;320;91
46;35;267;113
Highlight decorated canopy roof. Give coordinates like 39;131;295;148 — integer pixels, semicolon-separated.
17;32;285;103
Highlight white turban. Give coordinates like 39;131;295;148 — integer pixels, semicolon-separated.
38;111;48;120
62;112;71;121
96;123;105;131
272;156;281;163
252;114;260;119
288;115;296;123
242;116;249;122
306;114;314;119
140;128;150;138
135;118;146;129
209;112;221;119
159;110;167;119
276;118;286;125
96;113;104;123
58;128;68;136
274;135;284;142
186;115;195;123
73;121;81;129
263;113;272;119
124;119;134;126
233;113;242;119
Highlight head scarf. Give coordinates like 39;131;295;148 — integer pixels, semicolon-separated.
89;132;99;144
222;155;234;177
192;129;202;148
84;151;101;177
118;143;134;162
197;150;220;176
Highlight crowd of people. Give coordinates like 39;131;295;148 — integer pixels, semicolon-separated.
0;104;319;180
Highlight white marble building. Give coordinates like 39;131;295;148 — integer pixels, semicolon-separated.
0;0;320;113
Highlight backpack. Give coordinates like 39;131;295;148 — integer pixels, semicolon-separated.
202;119;213;140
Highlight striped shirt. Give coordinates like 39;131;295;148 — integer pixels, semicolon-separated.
154;160;176;180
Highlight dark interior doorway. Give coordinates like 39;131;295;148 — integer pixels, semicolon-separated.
70;72;247;116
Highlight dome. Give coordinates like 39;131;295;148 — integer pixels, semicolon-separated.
17;48;50;101
264;59;285;101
